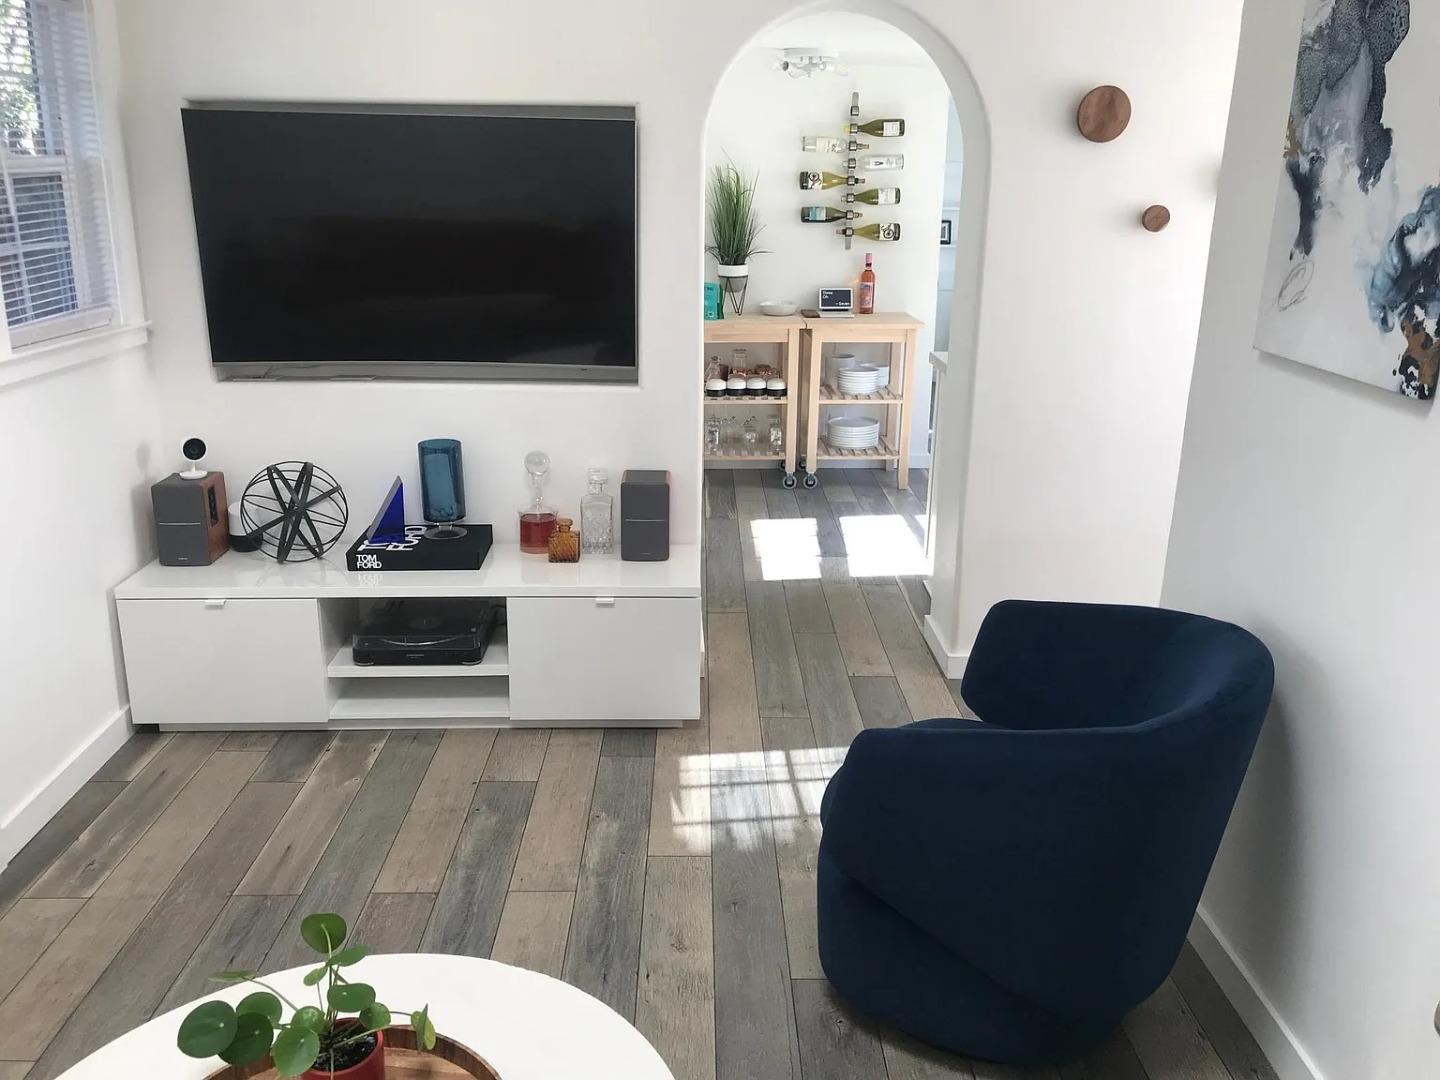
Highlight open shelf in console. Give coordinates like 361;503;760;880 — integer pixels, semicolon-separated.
329;677;510;723
326;628;509;678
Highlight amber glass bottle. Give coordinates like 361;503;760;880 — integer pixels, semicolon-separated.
548;518;580;563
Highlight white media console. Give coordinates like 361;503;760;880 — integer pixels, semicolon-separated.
114;544;702;730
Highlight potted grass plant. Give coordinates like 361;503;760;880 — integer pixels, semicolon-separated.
176;912;435;1079
707;162;766;314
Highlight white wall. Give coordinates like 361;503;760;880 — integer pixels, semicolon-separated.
0;347;161;864
1163;0;1440;1076
114;0;711;547
0;0;159;867
934;103;962;352
704;41;950;467
111;1;1244;664
915;0;1244;669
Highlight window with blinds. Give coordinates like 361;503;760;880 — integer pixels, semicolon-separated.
0;0;114;348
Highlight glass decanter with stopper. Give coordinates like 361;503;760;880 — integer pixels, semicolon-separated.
519;450;557;554
580;467;614;555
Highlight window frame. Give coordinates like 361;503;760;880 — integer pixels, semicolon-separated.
0;0;115;351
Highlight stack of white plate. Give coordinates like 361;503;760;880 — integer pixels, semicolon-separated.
826;414;882;450
835;364;884;396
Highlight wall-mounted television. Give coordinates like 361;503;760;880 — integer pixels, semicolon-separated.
181;102;638;383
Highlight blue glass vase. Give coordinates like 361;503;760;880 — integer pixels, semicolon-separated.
418;438;467;540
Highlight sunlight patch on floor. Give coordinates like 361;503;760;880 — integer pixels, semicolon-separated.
838;513;930;577
660;747;850;851
749;512;930;581
751;517;821;581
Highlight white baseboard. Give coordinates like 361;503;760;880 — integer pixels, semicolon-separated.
0;705;134;870
921;613;969;679
1188;906;1324;1080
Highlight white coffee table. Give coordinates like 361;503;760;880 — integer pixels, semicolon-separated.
57;953;676;1079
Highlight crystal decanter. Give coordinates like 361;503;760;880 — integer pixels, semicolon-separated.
580;467;614;555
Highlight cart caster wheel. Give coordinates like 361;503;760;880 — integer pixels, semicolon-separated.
782;472;798;490
802;472;819;489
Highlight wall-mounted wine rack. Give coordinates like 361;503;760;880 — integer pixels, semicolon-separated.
797;92;905;251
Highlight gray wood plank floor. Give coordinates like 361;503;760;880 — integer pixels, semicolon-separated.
0;468;1274;1080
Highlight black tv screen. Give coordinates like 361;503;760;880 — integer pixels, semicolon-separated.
181;104;637;382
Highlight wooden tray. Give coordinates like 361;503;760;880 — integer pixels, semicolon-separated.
204;1027;500;1079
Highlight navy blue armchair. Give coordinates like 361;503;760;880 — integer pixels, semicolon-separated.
816;600;1274;1065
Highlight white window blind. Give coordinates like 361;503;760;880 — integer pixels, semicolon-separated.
0;0;114;348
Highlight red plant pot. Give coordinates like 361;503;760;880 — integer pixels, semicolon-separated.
302;1026;384;1080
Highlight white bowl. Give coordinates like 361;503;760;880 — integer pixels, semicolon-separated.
759;300;798;317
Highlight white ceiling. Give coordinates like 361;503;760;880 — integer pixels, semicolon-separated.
752;12;933;68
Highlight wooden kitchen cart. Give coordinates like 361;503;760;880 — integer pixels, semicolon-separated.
799;311;924;490
703;313;803;488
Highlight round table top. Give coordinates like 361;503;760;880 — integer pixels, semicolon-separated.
57;953;676;1080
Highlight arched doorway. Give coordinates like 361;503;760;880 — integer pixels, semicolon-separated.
699;2;989;673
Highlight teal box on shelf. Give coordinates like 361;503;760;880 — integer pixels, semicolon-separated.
703;281;723;321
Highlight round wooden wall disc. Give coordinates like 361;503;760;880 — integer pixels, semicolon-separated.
1142;205;1171;232
1077;85;1132;142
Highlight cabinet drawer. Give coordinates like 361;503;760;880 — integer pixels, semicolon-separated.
507;596;701;722
118;598;327;728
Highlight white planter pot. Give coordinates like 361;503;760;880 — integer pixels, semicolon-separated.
715;263;750;314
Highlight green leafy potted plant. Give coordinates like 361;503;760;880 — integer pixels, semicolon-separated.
707;162;766;314
176;912;435;1079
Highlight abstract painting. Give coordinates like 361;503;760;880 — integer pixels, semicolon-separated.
1256;0;1440;400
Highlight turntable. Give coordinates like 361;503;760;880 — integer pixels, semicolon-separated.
352;598;499;666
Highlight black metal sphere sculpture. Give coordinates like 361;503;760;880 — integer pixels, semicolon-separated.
239;461;348;563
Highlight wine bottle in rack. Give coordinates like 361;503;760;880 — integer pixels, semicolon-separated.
801;135;870;154
800;205;863;223
843;187;901;205
800;170;867;190
848;118;906;137
836;223;901;242
858;153;904;171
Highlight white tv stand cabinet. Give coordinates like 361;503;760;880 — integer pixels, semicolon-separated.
114;544;702;730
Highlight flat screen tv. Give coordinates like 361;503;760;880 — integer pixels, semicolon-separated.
181;103;638;382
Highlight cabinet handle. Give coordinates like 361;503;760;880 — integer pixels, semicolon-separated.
595;597;616;607
204;598;228;609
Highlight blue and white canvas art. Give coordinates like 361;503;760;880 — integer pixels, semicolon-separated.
1256;0;1440;400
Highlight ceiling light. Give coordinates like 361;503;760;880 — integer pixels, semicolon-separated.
774;48;847;79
